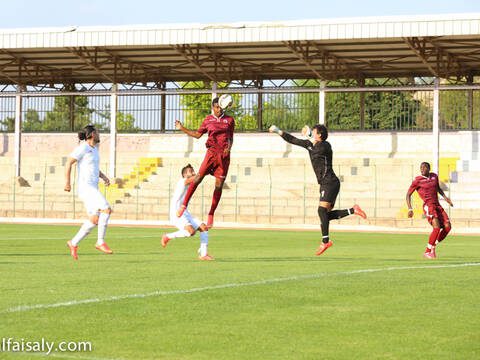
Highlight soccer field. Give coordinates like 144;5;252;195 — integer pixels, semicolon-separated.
1;224;479;360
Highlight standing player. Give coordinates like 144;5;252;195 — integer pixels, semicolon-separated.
269;124;367;255
64;125;113;260
161;164;213;260
406;162;453;259
175;96;235;228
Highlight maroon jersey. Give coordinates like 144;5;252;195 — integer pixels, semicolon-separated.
197;114;235;152
408;172;440;206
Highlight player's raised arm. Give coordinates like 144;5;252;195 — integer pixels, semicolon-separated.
99;170;110;187
269;125;311;149
175;120;203;139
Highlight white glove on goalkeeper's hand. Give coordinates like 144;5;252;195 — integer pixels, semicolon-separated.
269;125;281;134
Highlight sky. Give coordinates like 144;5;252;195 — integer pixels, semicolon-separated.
1;0;480;29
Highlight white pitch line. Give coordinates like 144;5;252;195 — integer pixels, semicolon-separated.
15;351;126;360
2;262;479;315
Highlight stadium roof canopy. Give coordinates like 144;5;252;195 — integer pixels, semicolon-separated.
1;13;480;85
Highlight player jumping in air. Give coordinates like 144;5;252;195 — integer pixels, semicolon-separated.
64;125;113;260
161;164;213;260
269;124;367;255
406;162;453;259
175;96;235;228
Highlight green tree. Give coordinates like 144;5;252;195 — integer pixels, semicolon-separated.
95;105;140;133
0;117;15;132
42;96;94;131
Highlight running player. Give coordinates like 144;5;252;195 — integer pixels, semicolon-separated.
162;164;213;260
406;162;453;259
175;96;235;228
64;125;113;260
269;124;367;255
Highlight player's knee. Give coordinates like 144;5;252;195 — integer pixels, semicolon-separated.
90;215;99;225
104;208;112;215
317;206;328;219
186;227;196;236
444;223;452;232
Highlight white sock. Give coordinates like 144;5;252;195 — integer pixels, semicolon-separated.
71;220;96;246
167;229;191;239
97;212;110;246
199;231;208;257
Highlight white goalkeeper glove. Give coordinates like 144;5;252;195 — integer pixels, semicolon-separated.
301;125;313;139
269;125;281;134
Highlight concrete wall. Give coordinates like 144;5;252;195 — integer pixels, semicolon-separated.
0;130;474;161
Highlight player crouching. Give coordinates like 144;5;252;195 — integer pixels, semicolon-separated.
162;164;213;260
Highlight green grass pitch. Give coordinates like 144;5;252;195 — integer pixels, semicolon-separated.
1;224;479;359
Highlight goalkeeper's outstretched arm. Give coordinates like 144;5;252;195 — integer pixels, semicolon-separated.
269;125;311;149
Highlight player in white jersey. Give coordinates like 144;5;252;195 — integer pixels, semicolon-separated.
64;125;113;260
161;164;213;260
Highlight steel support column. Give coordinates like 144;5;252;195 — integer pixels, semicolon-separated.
14;85;24;178
319;81;326;125
109;84;118;178
432;77;440;174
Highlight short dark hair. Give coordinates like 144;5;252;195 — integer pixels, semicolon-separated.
421;162;431;170
312;124;328;140
78;125;96;141
212;97;219;107
181;164;194;177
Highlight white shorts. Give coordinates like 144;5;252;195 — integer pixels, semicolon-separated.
170;210;201;230
78;186;110;216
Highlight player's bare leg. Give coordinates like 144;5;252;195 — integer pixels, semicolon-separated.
207;177;225;228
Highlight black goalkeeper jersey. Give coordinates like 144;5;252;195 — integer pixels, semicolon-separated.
281;132;338;184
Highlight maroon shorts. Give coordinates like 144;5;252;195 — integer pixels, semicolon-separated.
198;149;230;179
423;203;450;226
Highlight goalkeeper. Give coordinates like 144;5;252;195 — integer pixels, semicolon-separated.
269;124;367;255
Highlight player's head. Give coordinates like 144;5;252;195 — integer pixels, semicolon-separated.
420;162;430;176
312;124;328;142
78;125;99;144
181;164;195;178
211;97;223;117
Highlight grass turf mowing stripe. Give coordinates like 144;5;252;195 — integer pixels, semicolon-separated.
3;262;479;315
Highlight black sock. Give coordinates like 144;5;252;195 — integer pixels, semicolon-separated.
328;208;354;220
318;206;330;243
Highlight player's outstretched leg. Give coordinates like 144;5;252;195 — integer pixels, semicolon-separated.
328;205;367;221
161;229;191;248
67;220;96;260
316;206;333;256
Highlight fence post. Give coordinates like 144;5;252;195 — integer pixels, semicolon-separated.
359;77;365;130
42;162;47;218
257;79;263;130
109;83;118;179
235;164;239;222
160;82;166;132
268;164;272;223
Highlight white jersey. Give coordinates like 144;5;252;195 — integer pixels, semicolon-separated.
170;178;188;218
70;142;100;192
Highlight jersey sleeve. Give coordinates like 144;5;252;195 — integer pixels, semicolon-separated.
280;132;311;149
229;118;235;143
69;144;87;161
407;178;419;194
197;117;208;134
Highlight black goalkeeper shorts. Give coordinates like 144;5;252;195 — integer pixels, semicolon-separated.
319;177;341;206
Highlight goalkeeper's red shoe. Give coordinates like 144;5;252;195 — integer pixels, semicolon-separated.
67;240;78;260
353;204;367;219
161;234;170;248
198;254;215;261
315;241;333;256
95;243;113;254
176;205;186;217
207;214;214;229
